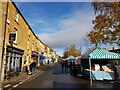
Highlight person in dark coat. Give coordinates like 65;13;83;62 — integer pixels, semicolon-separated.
69;61;73;75
31;61;36;74
64;60;68;72
47;60;50;64
30;57;37;74
72;62;77;76
60;60;65;71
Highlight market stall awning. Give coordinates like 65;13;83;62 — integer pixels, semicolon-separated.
66;56;75;60
81;47;120;59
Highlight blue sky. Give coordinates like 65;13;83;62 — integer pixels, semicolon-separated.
15;2;93;33
14;1;119;56
14;2;94;56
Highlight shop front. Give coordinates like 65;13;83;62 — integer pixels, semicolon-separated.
4;45;24;79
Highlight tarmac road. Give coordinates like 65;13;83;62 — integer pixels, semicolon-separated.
11;63;120;89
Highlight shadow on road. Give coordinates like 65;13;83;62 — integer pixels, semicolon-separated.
53;81;90;88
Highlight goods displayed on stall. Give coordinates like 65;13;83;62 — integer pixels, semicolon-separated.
90;64;113;72
102;65;113;72
84;64;115;80
94;64;100;71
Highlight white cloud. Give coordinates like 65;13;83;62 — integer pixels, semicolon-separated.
40;28;57;33
28;18;48;27
35;19;48;25
38;7;94;51
101;44;119;50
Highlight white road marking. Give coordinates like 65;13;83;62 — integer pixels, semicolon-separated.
13;84;19;88
19;82;23;84
4;84;11;88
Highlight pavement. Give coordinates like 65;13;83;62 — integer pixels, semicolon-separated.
2;63;56;89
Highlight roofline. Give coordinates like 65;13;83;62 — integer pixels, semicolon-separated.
10;0;46;46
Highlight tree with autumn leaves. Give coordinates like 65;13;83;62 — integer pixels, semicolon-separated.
88;1;120;46
63;44;81;58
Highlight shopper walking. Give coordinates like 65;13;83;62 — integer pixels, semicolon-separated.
69;61;73;75
72;62;77;76
23;60;32;75
64;60;68;72
30;57;37;74
47;60;50;64
61;60;65;71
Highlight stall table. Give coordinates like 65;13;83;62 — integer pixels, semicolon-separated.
84;69;115;80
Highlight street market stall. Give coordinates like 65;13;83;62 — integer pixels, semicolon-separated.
66;56;75;62
81;47;120;82
74;56;81;75
66;56;82;76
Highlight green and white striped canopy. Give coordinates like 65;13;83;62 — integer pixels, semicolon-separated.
82;47;120;59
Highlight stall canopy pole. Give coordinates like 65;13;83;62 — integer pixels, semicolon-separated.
89;56;92;85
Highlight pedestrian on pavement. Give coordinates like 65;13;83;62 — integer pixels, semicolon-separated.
47;60;50;64
40;55;44;66
30;57;37;74
27;64;32;75
60;60;65;71
23;60;32;75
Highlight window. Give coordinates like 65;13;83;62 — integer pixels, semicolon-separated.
14;28;18;43
32;43;34;51
15;10;19;22
28;30;30;36
9;28;18;43
6;19;10;24
9;32;16;41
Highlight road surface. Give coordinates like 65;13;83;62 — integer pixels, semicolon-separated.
10;63;120;89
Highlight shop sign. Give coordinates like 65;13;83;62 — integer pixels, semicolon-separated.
7;46;24;55
32;51;38;56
